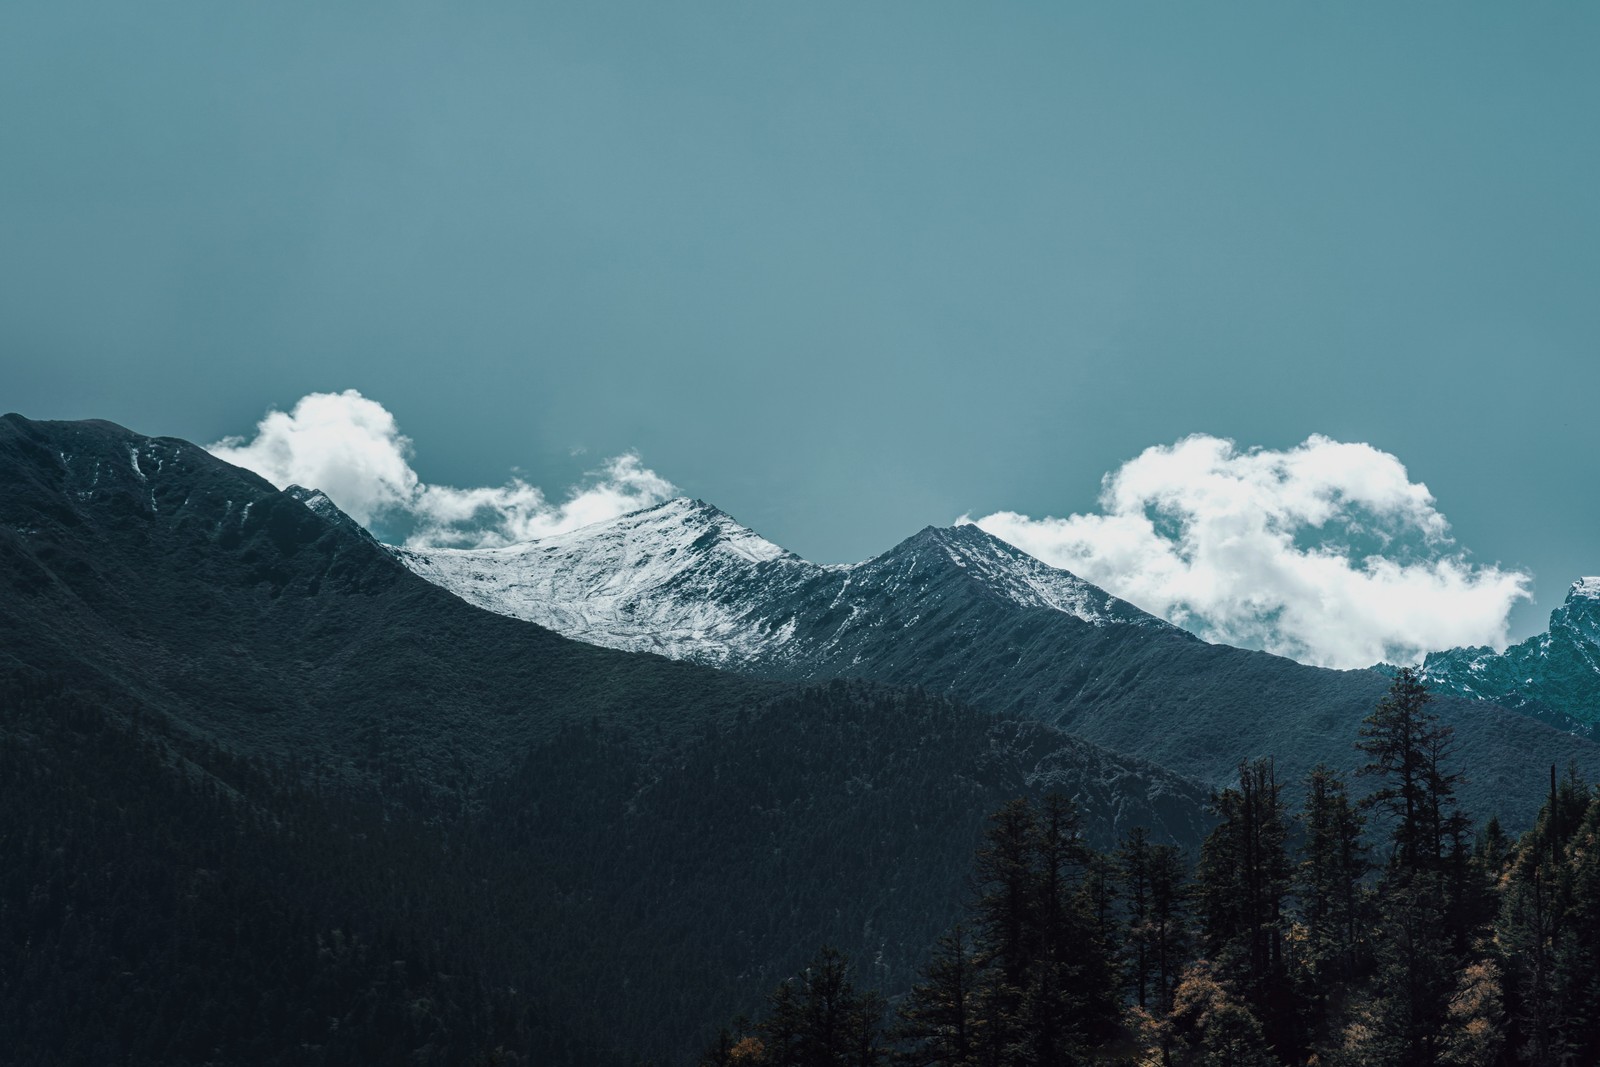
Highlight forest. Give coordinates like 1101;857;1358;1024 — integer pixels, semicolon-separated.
702;669;1600;1067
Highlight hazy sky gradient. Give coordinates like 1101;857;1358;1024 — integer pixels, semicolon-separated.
3;2;1596;640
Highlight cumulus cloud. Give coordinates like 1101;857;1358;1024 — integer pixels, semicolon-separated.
969;434;1530;668
209;390;676;549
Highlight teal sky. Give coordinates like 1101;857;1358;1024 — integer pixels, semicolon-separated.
3;2;1597;641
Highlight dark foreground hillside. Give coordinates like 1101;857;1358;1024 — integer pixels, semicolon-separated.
0;414;1213;1064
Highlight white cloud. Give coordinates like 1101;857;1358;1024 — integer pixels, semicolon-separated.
209;390;676;549
969;434;1531;668
209;390;419;524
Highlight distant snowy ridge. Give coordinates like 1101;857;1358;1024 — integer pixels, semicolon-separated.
1419;576;1600;728
396;498;815;665
393;497;1168;670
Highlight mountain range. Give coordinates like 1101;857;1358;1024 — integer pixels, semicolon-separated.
398;497;1600;826
0;414;1212;1065
5;412;1597;1065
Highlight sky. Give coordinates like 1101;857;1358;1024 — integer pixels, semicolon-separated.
3;3;1597;664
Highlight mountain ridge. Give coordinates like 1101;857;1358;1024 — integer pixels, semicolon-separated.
396;492;1600;829
1417;576;1600;731
395;498;1169;672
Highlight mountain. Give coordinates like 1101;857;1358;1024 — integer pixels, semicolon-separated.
400;498;1600;830
1417;576;1600;733
0;414;1215;1065
396;498;1165;671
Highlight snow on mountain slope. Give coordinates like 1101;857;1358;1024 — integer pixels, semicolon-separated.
394;498;1166;669
396;498;818;664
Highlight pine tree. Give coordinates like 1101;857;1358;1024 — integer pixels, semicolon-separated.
759;947;886;1067
1496;772;1599;1064
973;799;1036;1000
896;925;979;1067
1027;793;1117;1059
1119;827;1156;1011
1194;757;1296;1057
966;794;1120;1065
1441;959;1506;1067
1355;670;1470;1067
1357;667;1460;876
1164;961;1277;1067
1119;828;1191;1016
1556;787;1600;1062
1150;843;1191;1014
1295;764;1369;1013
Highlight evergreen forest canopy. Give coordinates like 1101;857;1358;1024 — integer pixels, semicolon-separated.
702;669;1600;1067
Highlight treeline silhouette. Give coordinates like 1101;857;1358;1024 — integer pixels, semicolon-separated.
705;669;1600;1067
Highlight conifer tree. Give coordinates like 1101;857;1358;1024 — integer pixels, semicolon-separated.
896;925;978;1067
967;794;1120;1066
1027;793;1117;1058
1146;841;1191;1015
1194;757;1296;1057
973;799;1036;998
1357;667;1460;876
1355;669;1470;1067
1496;772;1599;1064
1556;788;1600;1062
1296;765;1369;989
759;947;886;1067
1119;827;1156;1011
1163;961;1277;1067
1119;828;1190;1015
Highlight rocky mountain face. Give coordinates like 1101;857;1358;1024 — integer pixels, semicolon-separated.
400;497;1600;829
0;414;1219;1064
1419;577;1600;732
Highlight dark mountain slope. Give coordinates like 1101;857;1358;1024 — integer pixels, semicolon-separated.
759;526;1600;831
0;414;1214;1064
400;498;1600;833
0;414;781;782
0;678;580;1067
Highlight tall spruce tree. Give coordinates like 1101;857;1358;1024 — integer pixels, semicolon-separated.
1194;757;1296;1058
971;798;1036;1064
1119;827;1191;1015
1356;669;1471;1067
1119;827;1156;1011
1357;667;1461;876
1295;765;1369;993
1147;841;1191;1016
759;947;887;1067
896;925;979;1067
1026;794;1117;1060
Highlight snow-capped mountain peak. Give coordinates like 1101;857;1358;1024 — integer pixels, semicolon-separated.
395;498;821;665
394;497;1167;670
862;523;1138;625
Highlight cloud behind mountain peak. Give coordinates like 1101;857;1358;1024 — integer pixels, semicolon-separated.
208;390;676;549
971;433;1531;668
